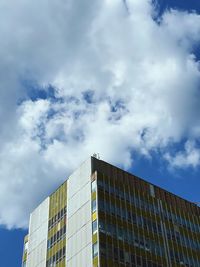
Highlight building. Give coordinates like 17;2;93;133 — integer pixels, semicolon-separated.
22;156;200;267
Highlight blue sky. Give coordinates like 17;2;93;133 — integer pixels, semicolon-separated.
0;0;200;266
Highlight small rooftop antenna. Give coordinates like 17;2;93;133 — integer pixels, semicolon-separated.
93;153;100;159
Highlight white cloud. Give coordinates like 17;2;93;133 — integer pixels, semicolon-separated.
165;141;200;168
0;0;200;228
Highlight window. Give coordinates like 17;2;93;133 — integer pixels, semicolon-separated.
100;242;106;257
125;251;130;264
136;256;142;265
99;221;105;232
92;220;97;234
93;242;98;257
118;227;123;240
47;239;51;249
114;248;118;261
91;180;97;193
119;249;124;263
92;199;97;213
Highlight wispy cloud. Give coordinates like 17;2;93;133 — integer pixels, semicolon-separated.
165;141;200;169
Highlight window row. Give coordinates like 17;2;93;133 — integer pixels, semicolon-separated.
99;220;164;257
48;206;67;230
166;227;200;251
163;209;199;233
100;242;163;267
98;198;162;235
170;249;200;267
47;225;66;249
46;246;66;267
97;179;160;214
97;179;199;233
98;198;200;252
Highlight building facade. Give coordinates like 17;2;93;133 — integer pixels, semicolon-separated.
22;157;200;267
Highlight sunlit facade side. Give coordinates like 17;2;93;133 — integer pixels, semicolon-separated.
22;157;200;267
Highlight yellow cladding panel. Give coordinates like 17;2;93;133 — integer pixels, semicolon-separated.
92;233;98;243
58;259;66;267
23;252;27;262
92;191;96;200
47;239;66;260
22;234;29;263
49;181;67;218
47;180;67;266
92;212;97;221
93;256;98;267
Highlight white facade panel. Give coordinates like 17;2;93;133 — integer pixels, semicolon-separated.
27;197;49;267
67;200;91;238
68;179;91;218
68;243;91;267
67;222;92;259
68;158;91;200
66;157;93;267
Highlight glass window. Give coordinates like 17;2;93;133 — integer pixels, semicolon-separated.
99;220;105;232
91;180;97;193
119;249;124;263
118;227;123;240
92;220;97;234
100;242;106;257
47;239;51;249
92;199;97;213
93;242;98;257
61;209;63;217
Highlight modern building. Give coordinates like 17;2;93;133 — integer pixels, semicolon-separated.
22;156;200;267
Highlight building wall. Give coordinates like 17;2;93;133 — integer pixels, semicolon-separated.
93;160;200;267
26;197;49;267
66;157;93;267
